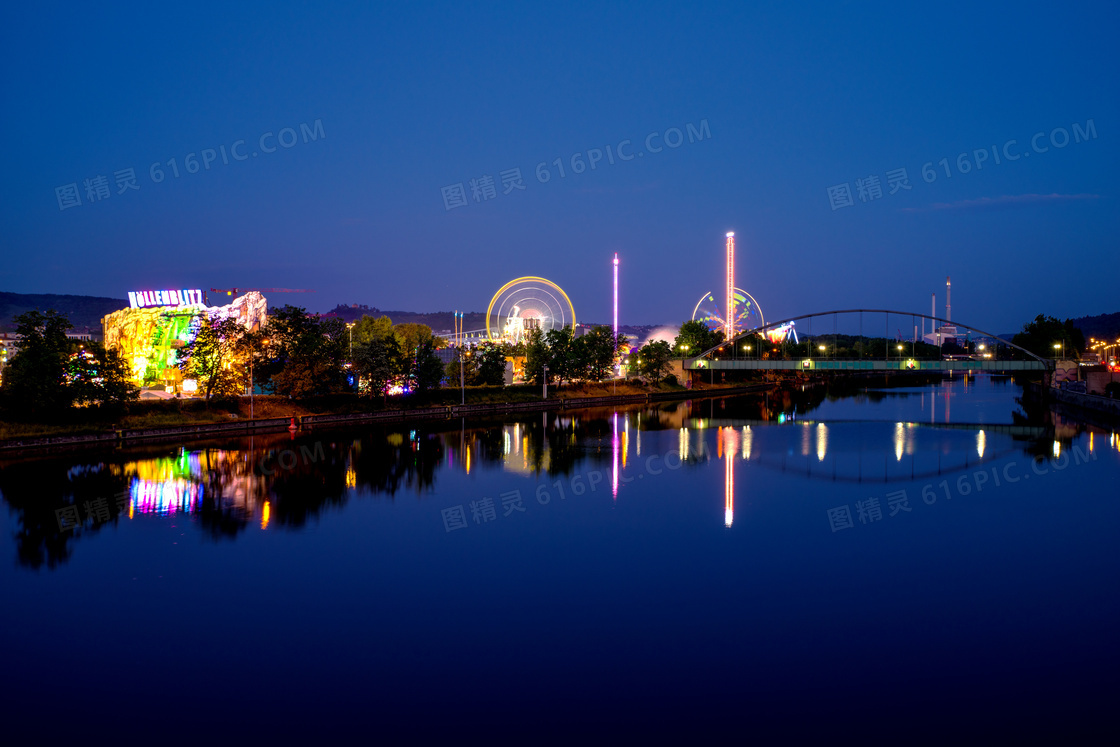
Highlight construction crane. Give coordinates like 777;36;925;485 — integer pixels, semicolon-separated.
210;287;315;297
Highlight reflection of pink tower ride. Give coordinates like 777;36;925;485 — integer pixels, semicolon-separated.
725;232;735;340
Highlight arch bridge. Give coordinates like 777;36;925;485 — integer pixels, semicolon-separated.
684;309;1051;373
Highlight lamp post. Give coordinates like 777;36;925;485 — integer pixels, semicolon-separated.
1054;342;1062;360
457;312;465;406
346;322;355;361
542;364;549;399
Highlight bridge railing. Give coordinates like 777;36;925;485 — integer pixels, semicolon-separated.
689;308;1051;367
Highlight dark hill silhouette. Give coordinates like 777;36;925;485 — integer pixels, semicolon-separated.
0;291;128;332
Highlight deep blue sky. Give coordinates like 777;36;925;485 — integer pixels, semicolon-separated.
1;1;1116;332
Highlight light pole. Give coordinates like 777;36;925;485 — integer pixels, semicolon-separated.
1054;342;1062;360
542;364;549;399
457;312;465;406
346;322;355;361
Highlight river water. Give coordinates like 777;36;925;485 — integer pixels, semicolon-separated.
3;376;1118;741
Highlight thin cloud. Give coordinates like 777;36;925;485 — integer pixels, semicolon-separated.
899;193;1100;213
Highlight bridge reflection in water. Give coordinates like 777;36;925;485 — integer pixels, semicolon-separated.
6;382;1118;570
696;412;1118;531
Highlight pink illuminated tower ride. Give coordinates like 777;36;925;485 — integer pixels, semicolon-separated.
725;232;736;340
613;253;619;345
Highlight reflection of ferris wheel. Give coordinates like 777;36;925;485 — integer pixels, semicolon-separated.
486;277;576;343
692;288;765;334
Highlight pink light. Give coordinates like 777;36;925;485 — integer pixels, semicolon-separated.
612;412;619;499
613;253;619;346
725;232;735;340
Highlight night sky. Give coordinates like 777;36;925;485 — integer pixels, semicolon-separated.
1;1;1116;333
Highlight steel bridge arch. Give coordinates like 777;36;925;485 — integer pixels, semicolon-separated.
691;308;1049;364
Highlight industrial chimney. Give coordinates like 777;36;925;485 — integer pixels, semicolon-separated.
946;276;951;324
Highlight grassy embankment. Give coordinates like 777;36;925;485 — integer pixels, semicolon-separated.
0;380;708;440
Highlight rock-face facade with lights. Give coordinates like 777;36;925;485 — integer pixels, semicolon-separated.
102;291;267;391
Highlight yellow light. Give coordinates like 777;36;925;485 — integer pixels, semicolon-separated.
261;500;271;530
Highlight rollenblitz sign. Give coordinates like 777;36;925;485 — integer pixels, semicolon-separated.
128;289;204;308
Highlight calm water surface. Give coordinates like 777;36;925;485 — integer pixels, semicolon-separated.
3;376;1118;742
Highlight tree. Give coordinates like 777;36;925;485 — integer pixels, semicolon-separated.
524;327;549;386
444;347;479;387
1013;315;1085;359
393;323;445;354
635;340;673;383
673;320;723;357
177;317;249;401
67;342;138;407
0;310;74;417
411;338;445;392
258;306;348;398
476;342;507;386
544;326;578;386
353;335;399;400
582;325;620;382
352;314;394;345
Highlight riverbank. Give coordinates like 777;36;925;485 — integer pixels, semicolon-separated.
0;382;769;453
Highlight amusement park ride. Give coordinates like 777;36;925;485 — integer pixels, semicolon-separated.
484;276;577;344
690;232;792;344
474;232;770;349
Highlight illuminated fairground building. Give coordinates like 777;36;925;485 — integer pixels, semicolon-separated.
102;289;267;393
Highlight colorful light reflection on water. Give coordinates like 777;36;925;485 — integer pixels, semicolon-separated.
129;478;203;516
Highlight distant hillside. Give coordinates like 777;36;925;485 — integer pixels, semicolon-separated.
320;304;485;334
0;291;128;332
320;304;654;338
1069;311;1120;340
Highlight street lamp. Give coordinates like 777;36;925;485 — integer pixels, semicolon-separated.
346;322;355;361
542;364;549;399
1054;342;1063;360
819;344;826;359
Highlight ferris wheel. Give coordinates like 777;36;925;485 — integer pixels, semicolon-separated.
692;288;765;335
486;277;576;344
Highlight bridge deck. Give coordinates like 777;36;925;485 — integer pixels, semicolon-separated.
684;359;1048;372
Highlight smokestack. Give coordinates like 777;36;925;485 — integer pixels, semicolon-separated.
946;276;951;323
932;293;937;346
